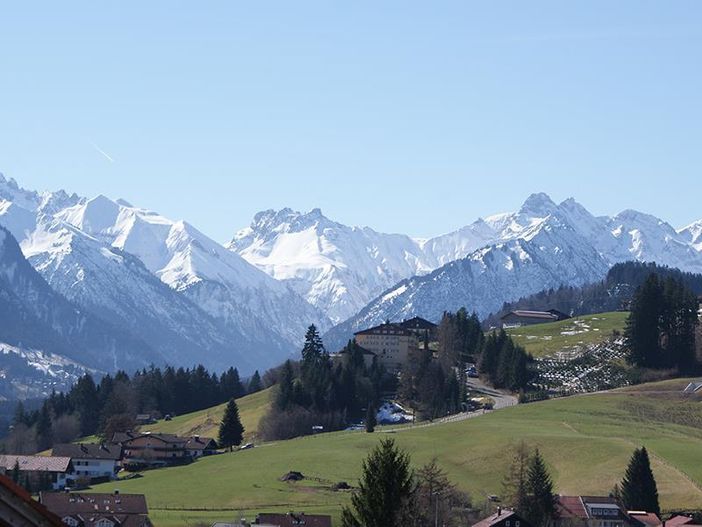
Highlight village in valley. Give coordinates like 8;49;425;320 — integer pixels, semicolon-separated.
2;4;702;527
2;273;702;527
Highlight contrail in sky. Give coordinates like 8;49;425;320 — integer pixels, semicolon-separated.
90;142;115;163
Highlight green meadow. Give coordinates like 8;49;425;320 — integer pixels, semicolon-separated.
507;311;629;357
90;378;702;526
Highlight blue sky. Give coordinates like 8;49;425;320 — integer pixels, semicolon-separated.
1;2;701;241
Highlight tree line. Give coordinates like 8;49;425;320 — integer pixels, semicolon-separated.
2;364;262;454
484;261;702;328
625;273;699;372
259;325;393;440
341;437;661;527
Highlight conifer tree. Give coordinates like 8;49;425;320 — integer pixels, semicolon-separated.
11;460;20;484
341;438;415;527
502;441;531;514
218;398;245;451
524;448;555;527
621;447;660;516
247;371;263;394
35;403;53;451
365;403;377;433
12;401;27;427
275;360;295;410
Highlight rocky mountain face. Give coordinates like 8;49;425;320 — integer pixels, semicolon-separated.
229;208;434;323
2;170;700;396
0;175;330;388
0;225;160;398
231;193;702;348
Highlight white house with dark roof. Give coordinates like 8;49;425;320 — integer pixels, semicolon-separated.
52;443;122;482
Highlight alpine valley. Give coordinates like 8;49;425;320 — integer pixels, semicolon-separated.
2;174;701;398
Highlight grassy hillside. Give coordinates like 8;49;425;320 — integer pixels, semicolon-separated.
507;311;628;357
91;378;702;526
141;387;272;442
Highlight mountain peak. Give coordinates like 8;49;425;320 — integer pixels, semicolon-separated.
519;192;557;217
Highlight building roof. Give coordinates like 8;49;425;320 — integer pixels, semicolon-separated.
0;474;64;526
113;431;186;446
40;492;149;515
354;322;413;337
556;496;588;519
256;512;332;527
185;436;217;451
472;509;523;527
52;443;122;461
556;496;625;521
399;316;437;330
501;310;560;321
665;516;699;527
628;511;661;527
0;455;72;473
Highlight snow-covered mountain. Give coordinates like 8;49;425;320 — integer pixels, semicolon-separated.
679;220;702;251
323;207;612;350
229;208;435;323
0;175;330;378
0;224;161;397
231;193;702;331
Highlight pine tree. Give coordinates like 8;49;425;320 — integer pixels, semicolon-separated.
341;438;415;527
625;274;664;368
12;401;27;427
11;460;20;484
35;403;53;451
524;449;555;527
365;403;377;433
621;447;660;515
502;441;531;514
218;398;245;451
247;371;263;394
275;360;296;410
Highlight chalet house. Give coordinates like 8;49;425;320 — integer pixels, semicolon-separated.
0;474;63;526
0;455;73;491
555;495;631;527
40;490;152;527
354;322;419;372
399;316;437;348
255;512;332;527
52;443;122;483
501;309;570;328
472;508;535;527
184;436;218;459
112;432;188;468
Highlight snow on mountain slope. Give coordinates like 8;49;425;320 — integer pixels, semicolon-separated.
0;342;91;399
56;195;329;357
323;213;611;350
679;220;702;251
0;225;158;375
229;208;434;322
232;193;702;327
20;217;265;372
0;175;329;375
